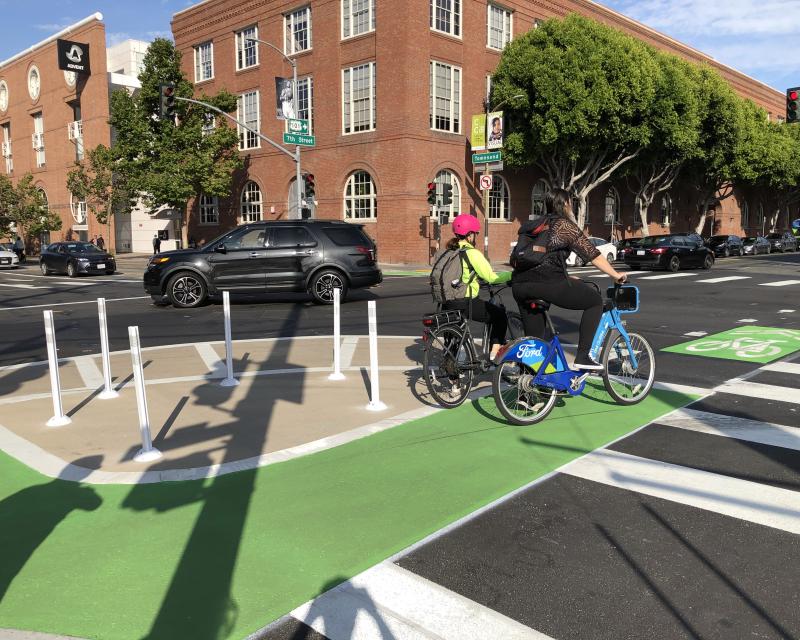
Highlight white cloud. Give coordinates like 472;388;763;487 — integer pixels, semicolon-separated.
145;30;173;40
34;17;77;32
107;32;132;47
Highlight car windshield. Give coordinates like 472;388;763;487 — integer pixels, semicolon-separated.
0;243;13;251
65;243;103;254
766;233;781;239
637;236;670;247
708;236;727;244
743;237;758;242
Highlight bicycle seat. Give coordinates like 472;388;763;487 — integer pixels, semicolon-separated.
525;299;551;310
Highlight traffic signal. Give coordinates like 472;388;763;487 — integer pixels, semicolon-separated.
419;215;428;238
159;83;176;120
427;182;437;206
441;183;453;207
304;173;316;202
787;87;800;123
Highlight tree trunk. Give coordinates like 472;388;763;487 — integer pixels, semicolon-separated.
694;202;709;235
638;198;650;236
574;195;587;229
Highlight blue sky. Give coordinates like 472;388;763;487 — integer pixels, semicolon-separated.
0;0;796;92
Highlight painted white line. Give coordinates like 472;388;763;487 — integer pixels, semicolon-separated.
761;280;800;287
696;276;751;284
0;283;39;289
0;296;151;312
589;270;646;278
715;380;799;404
0;629;89;640
339;336;359;369
778;309;796;313
562;449;800;534
683;331;708;337
291;562;552;640
652;381;709;396
73;356;104;389
762;361;800;375
194;342;224;376
737;318;758;323
638;273;698;280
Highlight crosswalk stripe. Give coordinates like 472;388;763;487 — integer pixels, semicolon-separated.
0;283;38;289
714;380;799;404
588;270;647;278
638;273;697;280
291;561;553;640
696;276;751;284
562;449;800;534
656;408;800;452
74;356;105;389
194;342;224;376
761;280;800;287
762;361;800;375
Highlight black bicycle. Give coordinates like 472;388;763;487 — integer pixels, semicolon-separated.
421;284;523;408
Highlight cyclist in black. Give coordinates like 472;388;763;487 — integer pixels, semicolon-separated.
512;189;627;370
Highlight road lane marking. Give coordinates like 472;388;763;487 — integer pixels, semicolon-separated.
762;361;800;375
589;270;646;278
194;342;224;377
684;331;708;337
714;380;800;404
339;336;359;369
696;276;751;284
0;283;39;289
761;280;800;287
291;561;553;640
562;449;800;534
736;319;758;323
638;273;698;280
778;309;796;313
74;356;105;389
0;296;151;311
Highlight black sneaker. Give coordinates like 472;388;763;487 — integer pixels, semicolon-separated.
574;351;603;371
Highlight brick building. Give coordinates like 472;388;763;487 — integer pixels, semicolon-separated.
171;0;791;264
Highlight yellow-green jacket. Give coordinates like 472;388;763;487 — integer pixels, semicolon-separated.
458;240;511;298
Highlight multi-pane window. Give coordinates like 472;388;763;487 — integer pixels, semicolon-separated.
741;201;749;228
430;61;461;133
430;0;461;37
1;123;11;173
237;91;260;150
240;181;263;222
235;26;259;70
344;171;377;220
430;170;460;223
342;0;375;38
342;62;376;134
660;194;672;226
487;4;513;50
604;187;621;224
531;179;547;217
194;42;214;82
489;176;510;220
295;77;314;132
70;193;87;225
32;113;45;167
285;7;312;55
199;194;219;225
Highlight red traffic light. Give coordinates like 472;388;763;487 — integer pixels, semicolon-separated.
790;90;799;101
306;173;315;183
427;182;435;191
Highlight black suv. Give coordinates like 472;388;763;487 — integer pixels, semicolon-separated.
706;234;744;257
621;233;714;272
143;221;382;307
766;231;798;253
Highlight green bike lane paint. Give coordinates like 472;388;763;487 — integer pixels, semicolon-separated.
0;383;695;640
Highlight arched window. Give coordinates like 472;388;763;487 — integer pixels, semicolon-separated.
531;179;547;218
660;194;672;226
70;192;87;225
756;202;764;228
488;175;510;220
199;194;219;225
741;201;749;228
344;170;377;220
430;170;461;223
604;187;620;224
240;181;262;223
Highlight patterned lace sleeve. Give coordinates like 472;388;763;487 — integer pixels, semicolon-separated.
549;218;601;263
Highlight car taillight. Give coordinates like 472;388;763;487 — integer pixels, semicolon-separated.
356;245;375;261
651;248;667;254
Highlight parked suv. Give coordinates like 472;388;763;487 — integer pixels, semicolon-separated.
706;234;744;257
143;221;382;308
765;231;798;253
622;233;714;272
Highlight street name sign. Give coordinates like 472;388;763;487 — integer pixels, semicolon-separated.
472;151;501;164
283;132;316;146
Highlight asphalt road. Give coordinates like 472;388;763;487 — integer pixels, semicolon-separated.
0;252;798;391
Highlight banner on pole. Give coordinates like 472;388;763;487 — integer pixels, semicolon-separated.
486;111;503;150
470;114;486;151
275;77;295;120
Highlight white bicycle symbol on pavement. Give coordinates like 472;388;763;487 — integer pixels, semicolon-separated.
686;328;800;358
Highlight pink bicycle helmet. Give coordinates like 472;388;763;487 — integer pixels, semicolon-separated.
452;214;481;237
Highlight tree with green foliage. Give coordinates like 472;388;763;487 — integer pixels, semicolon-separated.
624;53;704;236
7;174;62;247
493;14;660;228
107;38;241;244
0;174;16;239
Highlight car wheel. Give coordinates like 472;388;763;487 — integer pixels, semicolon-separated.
668;255;681;272
702;254;714;270
40;262;50;275
166;272;207;308
310;269;348;305
766;246;771;254
66;262;77;278
723;247;730;258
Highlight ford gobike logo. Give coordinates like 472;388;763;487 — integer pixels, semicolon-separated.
516;344;544;359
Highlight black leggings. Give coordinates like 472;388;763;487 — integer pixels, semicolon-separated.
443;297;508;345
512;279;603;353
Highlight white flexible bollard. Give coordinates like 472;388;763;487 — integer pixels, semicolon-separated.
97;298;119;399
328;287;345;381
220;291;239;387
43;310;71;427
365;300;387;411
128;326;162;462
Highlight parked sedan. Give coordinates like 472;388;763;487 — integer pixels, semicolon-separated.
765;232;798;253
706;234;744;258
622;234;714;272
567;237;617;265
40;242;116;277
0;243;19;269
742;236;771;255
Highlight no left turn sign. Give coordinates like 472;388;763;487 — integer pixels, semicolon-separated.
479;175;493;191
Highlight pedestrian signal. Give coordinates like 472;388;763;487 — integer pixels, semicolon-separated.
427;182;437;206
441;183;453;207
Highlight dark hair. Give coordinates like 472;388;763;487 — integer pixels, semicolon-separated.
549;188;572;219
446;237;461;251
492;117;500;126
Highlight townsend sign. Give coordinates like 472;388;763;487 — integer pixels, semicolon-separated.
57;39;91;75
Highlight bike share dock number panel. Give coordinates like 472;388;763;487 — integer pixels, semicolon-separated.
662;326;800;364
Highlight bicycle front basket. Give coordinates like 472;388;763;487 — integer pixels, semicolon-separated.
607;285;639;312
422;310;464;331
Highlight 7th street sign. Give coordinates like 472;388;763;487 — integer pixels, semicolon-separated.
283;132;315;146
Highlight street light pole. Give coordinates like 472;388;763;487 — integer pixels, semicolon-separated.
247;38;303;219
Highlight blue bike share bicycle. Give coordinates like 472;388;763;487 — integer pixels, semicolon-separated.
491;283;656;425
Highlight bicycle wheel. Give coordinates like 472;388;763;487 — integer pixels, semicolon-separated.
601;331;656;405
492;361;558;425
423;326;476;408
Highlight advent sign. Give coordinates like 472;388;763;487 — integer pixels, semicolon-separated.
57;39;91;75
